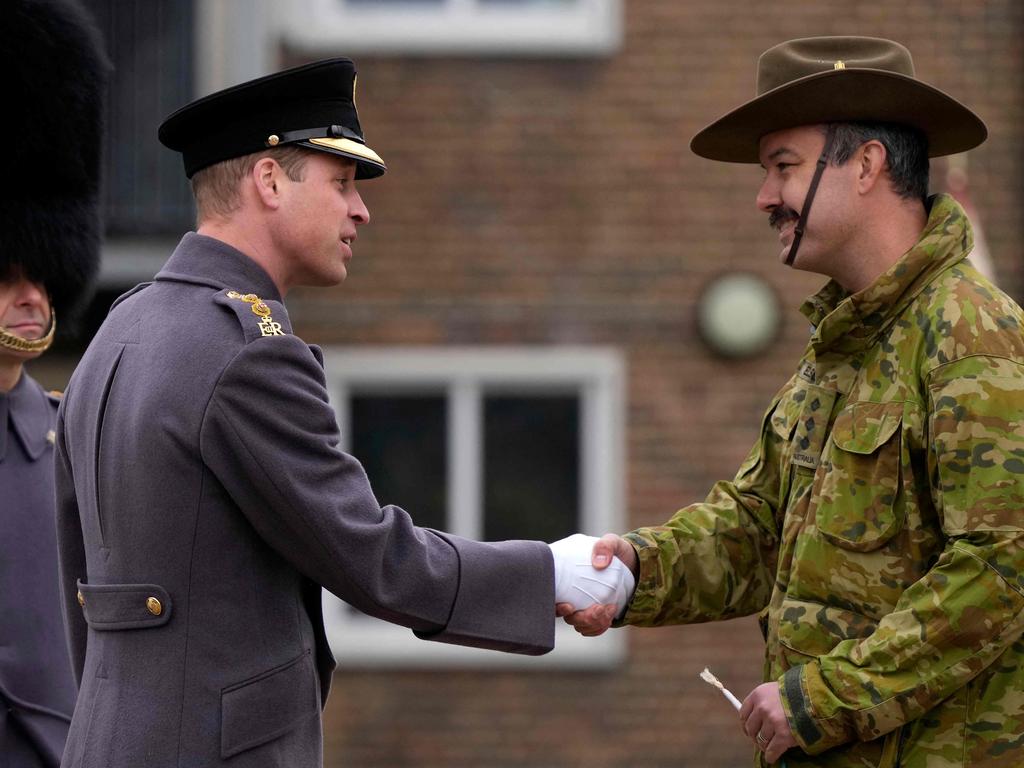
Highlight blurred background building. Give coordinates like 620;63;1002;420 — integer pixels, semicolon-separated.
33;1;1023;765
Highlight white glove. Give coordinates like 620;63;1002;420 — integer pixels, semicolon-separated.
548;533;636;614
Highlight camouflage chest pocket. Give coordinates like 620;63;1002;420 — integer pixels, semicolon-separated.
814;401;905;551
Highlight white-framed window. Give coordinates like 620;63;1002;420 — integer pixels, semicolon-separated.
277;0;623;56
321;346;627;668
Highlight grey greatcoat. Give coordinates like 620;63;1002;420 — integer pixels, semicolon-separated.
1;373;76;767
55;233;555;768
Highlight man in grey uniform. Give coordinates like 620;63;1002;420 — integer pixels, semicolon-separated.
55;59;632;768
1;1;107;765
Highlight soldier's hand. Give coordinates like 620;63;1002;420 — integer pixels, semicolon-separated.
590;533;638;576
739;682;797;765
556;601;619;636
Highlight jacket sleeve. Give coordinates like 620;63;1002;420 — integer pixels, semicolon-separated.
782;356;1024;754
619;382;790;627
54;400;88;686
200;335;554;655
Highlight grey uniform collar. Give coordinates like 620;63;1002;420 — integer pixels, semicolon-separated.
0;371;54;462
154;232;284;303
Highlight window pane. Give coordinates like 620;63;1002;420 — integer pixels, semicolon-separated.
350;395;447;530
483;395;578;542
82;0;196;234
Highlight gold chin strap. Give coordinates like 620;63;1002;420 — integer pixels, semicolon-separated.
0;311;57;354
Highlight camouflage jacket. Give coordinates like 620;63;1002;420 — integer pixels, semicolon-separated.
622;195;1024;767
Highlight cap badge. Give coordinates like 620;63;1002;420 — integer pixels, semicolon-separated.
833;60;846;70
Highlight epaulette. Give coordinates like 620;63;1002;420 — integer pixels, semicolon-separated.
215;289;292;344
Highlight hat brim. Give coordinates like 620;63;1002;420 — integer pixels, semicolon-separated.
690;69;987;163
304;137;386;179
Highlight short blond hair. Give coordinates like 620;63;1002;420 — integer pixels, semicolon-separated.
191;146;311;223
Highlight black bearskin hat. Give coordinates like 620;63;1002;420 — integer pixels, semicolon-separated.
0;0;109;319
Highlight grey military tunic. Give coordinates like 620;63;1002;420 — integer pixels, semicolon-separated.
1;372;76;767
55;233;555;768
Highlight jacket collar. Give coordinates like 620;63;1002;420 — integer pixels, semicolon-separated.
800;194;973;354
154;232;284;303
0;370;54;462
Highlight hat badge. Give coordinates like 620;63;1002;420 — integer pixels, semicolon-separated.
833;60;846;70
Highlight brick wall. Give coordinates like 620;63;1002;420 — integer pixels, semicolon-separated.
274;2;1024;766
279;4;1024;765
276;3;1024;766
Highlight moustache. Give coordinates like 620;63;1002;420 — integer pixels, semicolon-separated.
768;207;799;230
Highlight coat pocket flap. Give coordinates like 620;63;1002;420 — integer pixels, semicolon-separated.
831;401;903;455
221;651;319;759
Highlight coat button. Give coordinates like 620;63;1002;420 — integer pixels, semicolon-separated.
77;590;85;606
146;597;163;616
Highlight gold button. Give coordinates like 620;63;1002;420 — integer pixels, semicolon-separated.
77;590;85;606
267;134;280;146
146;597;163;616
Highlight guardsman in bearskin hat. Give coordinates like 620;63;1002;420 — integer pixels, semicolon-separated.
0;1;107;766
53;56;632;767
563;37;1024;767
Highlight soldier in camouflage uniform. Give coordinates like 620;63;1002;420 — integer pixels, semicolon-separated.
559;37;1024;767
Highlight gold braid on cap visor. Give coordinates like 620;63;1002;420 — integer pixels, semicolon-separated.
0;312;56;353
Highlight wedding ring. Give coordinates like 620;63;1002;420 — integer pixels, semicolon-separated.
756;731;770;748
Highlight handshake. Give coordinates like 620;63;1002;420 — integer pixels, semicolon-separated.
548;533;636;616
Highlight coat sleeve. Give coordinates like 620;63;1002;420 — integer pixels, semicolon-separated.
618;382;790;627
54;400;88;686
781;356;1024;754
200;335;555;655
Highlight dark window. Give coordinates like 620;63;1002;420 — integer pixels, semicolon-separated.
347;391;580;543
349;394;448;531
82;0;196;235
483;394;578;542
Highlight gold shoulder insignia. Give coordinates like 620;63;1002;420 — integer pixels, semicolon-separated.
226;291;285;337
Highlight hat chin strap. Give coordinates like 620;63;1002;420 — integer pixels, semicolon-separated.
0;311;57;354
785;124;838;266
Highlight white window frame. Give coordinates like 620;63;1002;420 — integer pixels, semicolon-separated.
276;0;623;56
321;346;627;668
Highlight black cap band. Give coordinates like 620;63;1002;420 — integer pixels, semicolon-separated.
158;58;386;180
